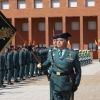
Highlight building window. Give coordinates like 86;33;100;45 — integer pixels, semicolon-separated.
86;0;95;7
34;0;43;8
68;0;77;7
22;23;28;31
38;22;45;31
72;43;79;50
88;43;96;51
1;0;9;9
88;21;96;30
17;0;26;9
71;22;79;30
51;0;60;8
55;22;62;31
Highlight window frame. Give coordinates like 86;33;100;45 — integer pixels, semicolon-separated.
34;0;43;9
22;23;28;32
85;0;95;7
38;22;45;31
68;0;77;8
1;0;9;10
54;22;62;31
17;0;26;9
51;0;60;8
88;43;96;51
71;21;80;30
88;21;96;30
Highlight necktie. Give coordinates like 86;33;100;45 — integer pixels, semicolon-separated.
59;50;62;57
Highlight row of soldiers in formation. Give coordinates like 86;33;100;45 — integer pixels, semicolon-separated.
0;44;93;87
78;50;92;66
0;44;47;87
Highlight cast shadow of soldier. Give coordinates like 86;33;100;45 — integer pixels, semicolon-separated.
0;76;45;95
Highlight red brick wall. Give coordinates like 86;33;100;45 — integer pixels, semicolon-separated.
66;17;80;44
32;18;45;45
15;18;28;46
49;17;62;45
83;17;97;44
0;0;100;58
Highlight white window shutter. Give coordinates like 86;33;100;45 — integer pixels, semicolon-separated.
88;21;96;30
55;22;62;31
1;1;9;9
38;22;45;31
18;0;26;9
72;43;79;50
51;0;60;8
86;0;95;7
22;23;28;31
34;0;43;8
68;0;77;7
71;22;79;30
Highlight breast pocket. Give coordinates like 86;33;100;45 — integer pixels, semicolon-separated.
64;58;74;68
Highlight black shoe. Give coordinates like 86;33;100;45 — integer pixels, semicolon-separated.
33;74;36;77
20;78;26;81
5;78;7;81
29;76;34;78
22;78;26;80
14;80;20;82
0;85;6;88
7;82;13;85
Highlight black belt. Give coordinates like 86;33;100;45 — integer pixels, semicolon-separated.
53;71;71;76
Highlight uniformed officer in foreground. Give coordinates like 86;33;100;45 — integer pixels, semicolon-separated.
37;33;81;100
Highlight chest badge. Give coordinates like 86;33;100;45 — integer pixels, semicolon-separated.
69;54;72;59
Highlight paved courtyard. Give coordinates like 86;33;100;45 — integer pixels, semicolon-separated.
0;60;100;100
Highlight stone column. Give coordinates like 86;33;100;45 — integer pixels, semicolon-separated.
28;17;32;43
97;16;100;59
12;18;15;46
45;17;49;47
80;16;83;50
62;16;66;33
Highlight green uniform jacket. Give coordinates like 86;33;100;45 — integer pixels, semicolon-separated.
24;49;30;64
13;51;19;67
19;50;25;66
42;48;81;91
7;53;13;69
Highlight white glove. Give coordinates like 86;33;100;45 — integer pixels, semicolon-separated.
37;63;42;69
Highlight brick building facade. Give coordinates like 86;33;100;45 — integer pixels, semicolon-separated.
0;0;100;59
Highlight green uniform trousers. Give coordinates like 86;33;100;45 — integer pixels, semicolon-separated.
19;65;24;79
14;67;18;81
53;90;71;100
30;63;34;77
0;71;4;86
25;64;30;78
7;69;12;83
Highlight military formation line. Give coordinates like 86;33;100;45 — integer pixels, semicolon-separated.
0;44;92;88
